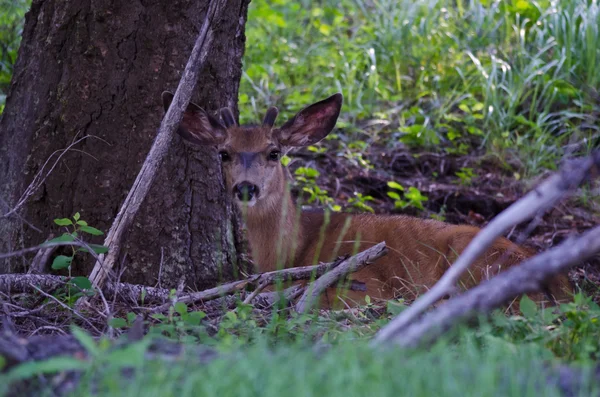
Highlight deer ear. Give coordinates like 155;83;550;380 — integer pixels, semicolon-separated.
274;93;342;147
161;91;227;145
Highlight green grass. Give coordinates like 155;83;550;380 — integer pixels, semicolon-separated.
242;0;600;176
2;329;599;397
4;293;600;397
2;0;598;174
0;0;29;112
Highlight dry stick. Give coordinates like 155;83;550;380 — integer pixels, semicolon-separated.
1;135;99;220
295;242;388;314
373;152;600;345
242;280;270;305
150;259;346;312
0;241;96;260
388;225;600;347
0;258;335;307
87;0;228;290
28;284;102;335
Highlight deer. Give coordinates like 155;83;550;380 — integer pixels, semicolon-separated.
162;91;572;310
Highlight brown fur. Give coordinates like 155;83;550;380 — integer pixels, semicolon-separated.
161;91;572;309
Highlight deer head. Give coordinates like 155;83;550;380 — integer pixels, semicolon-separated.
162;92;343;216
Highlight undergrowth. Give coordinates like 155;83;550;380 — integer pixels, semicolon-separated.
242;0;600;176
2;292;600;396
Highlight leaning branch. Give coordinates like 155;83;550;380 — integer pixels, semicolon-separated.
373;152;600;345
295;242;388;313
383;225;600;347
87;0;228;289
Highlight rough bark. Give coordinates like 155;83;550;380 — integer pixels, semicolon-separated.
0;0;250;289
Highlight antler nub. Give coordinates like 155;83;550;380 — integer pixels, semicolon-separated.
263;107;279;127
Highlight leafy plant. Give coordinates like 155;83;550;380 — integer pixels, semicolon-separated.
294;167;340;211
488;293;600;362
347;192;375;213
455;167;476;186
387;181;428;211
47;213;107;305
0;0;29;112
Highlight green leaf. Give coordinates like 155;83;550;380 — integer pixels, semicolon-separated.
151;313;167;321
73;212;80;221
185;311;207;326
520;295;538;318
225;311;238;321
387;191;401;200
174;302;188;316
109;317;128;329
295;167;320;179
471;102;484;112
78;244;109;254
458;103;470;113
387;181;404;191
71;326;100;357
7;357;87;381
51;255;72;270
387;300;406;316
71;276;92;290
76;220;88;226
46;233;75;244
54;218;73;226
79;225;103;236
104;340;149;368
126;312;137;324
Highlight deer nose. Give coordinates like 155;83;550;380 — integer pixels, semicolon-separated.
234;182;258;201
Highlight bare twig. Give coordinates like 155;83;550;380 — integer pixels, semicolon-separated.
373;152;600;345
242;280;270;305
2;135;101;219
28;284;101;335
378;225;600;347
87;0;229;290
295;242;388;313
0;241;96;260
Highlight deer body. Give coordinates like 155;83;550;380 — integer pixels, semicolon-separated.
162;92;571;308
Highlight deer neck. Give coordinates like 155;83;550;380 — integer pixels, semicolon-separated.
243;185;303;272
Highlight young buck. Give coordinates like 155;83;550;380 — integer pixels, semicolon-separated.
162;92;571;309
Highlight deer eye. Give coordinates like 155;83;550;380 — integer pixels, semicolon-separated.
268;150;280;161
219;151;231;162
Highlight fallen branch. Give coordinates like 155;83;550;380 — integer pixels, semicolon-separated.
295;242;388;313
87;0;229;290
0;274;172;305
0;257;341;309
150;258;347;312
377;224;600;347
373;152;600;345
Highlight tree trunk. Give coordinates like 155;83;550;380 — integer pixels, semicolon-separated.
0;0;250;290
